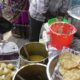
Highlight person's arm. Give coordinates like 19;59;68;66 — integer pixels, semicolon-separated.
60;0;72;14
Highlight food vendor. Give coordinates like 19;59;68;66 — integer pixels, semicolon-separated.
29;0;71;42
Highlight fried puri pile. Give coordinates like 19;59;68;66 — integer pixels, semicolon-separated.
59;52;80;80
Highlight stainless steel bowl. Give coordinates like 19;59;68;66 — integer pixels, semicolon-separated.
47;55;59;80
13;63;48;80
68;5;80;37
47;47;80;80
19;42;48;65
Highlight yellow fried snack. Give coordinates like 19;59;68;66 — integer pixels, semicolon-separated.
59;52;80;69
71;53;80;63
63;69;80;80
77;64;80;69
59;65;68;75
59;51;80;80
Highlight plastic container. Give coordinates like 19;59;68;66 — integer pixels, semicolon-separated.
48;18;58;25
48;17;71;25
49;22;77;50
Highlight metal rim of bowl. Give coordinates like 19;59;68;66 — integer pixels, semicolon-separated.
12;63;46;80
19;42;48;63
46;55;58;80
67;5;80;20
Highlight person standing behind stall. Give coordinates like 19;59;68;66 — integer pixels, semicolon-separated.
47;0;72;19
29;0;49;41
29;0;72;42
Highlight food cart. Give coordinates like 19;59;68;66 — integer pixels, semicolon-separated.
1;0;80;80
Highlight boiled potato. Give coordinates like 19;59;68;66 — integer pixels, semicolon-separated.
5;73;12;80
0;75;5;80
3;68;11;75
0;62;16;80
7;63;15;70
0;63;6;68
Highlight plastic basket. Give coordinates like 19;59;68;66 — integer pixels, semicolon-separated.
49;22;77;50
48;17;71;25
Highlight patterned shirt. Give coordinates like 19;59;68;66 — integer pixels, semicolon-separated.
29;0;71;22
48;0;72;15
29;0;49;22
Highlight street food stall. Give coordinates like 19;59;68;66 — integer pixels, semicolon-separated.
1;0;80;80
